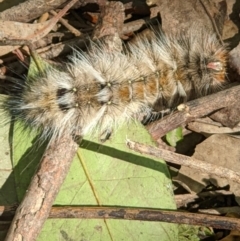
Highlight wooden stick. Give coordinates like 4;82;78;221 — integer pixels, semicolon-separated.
4;136;78;241
1;205;240;231
147;85;240;139
126;140;240;184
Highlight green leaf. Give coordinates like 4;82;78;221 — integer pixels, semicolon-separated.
0;54;178;240
166;127;183;147
178;224;214;241
0;121;18;204
3;119;178;240
11;122;47;201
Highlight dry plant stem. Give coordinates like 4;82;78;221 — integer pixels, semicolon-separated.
126;140;240;184
199;0;224;45
50;10;81;36
28;0;80;41
4;136;78;241
50;207;240;230
147;85;240;139
1;206;240;230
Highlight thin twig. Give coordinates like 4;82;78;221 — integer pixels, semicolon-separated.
147;85;240;139
50;10;82;36
126;140;240;184
199;0;224;45
4;136;78;241
1;205;240;230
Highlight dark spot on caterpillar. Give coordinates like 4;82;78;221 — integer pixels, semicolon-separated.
58;103;71;112
187;73;193;82
100;84;106;89
198;68;202;77
56;88;71;112
184;53;190;68
57;88;69;98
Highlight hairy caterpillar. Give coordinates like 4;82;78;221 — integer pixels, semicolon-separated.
1;28;228;142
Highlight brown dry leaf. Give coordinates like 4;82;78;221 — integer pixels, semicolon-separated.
188;117;240;134
222;18;238;40
147;0;227;35
0;0;78;56
0;20;59;56
210;105;240;128
175;134;240;204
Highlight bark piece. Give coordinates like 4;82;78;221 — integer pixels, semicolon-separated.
147;85;240;140
4;136;78;241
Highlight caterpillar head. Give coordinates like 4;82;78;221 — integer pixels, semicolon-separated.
188;33;228;96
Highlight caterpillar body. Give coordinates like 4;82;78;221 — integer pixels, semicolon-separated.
2;28;228;142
